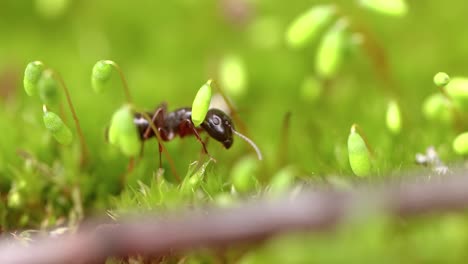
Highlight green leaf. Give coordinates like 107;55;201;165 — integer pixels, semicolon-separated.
91;60;113;93
360;0;408;17
315;19;348;79
386;100;402;134
348;125;371;177
453;132;468;155
285;5;337;49
38;70;60;106
43;110;73;145
23;61;45;96
191;80;213;127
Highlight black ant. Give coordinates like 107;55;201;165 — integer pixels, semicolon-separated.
133;102;262;169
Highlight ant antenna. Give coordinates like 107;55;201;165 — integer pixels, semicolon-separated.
231;128;263;160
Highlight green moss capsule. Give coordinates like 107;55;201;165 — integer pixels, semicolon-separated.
219;55;247;97
348;125;371;177
191;80;213;127
433;72;450;87
285;5;337;49
108;105;140;157
24;61;45;96
230;156;258;193
386;100;402;134
359;0;408;17
445;77;468;111
453;132;468;155
422;93;453;123
43;108;73;145
38;70;60;106
315;19;348;79
91;60;113;93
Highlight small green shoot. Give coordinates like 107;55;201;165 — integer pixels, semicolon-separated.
315;19;348;79
191;79;213;127
386;100;402;134
285;5;337;49
348;124;372;177
42;105;73;145
108;105;140;157
23;61;45;96
359;0;408;17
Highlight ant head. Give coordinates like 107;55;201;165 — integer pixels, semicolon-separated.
201;109;234;149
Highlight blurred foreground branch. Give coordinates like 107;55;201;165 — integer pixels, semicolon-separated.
2;172;468;263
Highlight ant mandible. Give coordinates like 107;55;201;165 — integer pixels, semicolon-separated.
133;102;263;168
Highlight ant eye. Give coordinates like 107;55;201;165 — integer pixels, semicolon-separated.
213;116;221;125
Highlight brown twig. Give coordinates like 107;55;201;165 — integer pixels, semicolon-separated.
3;172;468;263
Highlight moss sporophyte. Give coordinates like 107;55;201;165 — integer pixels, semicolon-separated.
23;61;88;166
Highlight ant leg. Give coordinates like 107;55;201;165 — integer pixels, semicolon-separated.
158;140;163;169
141;104;166;169
138;106;181;182
143;102;167;139
183;119;217;162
